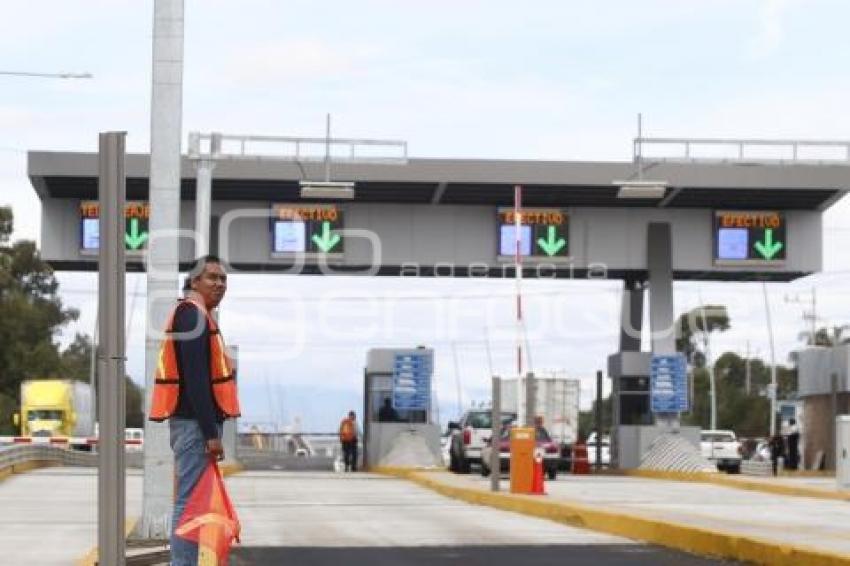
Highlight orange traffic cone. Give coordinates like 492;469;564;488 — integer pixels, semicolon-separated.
531;448;546;495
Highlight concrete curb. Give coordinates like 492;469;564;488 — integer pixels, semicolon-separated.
75;462;244;566
625;468;850;503
376;468;850;566
0;459;60;483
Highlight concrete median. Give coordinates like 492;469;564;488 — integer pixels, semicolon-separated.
376;468;850;566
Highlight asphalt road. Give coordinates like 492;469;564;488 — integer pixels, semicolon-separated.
226;472;739;566
232;544;740;565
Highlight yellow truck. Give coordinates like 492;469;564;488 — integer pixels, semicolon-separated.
14;379;94;440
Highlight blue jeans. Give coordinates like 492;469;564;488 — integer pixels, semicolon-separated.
170;418;223;566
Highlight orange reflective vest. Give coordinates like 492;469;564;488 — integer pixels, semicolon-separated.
149;298;241;421
339;418;356;442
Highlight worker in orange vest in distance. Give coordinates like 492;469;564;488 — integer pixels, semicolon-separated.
339;410;359;472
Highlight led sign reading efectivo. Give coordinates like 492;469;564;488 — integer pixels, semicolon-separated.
714;210;786;264
497;208;569;259
79;200;149;253
271;203;344;255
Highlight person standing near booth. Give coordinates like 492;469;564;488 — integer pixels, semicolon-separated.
148;255;241;566
339;410;359;471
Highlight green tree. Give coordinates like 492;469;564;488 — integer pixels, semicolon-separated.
799;325;850;348
0;207;80;432
683;351;797;437
675;305;730;368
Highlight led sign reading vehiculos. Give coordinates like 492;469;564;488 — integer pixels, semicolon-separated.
271;203;344;256
714;210;786;264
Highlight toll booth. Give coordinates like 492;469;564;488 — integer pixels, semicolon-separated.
362;347;442;469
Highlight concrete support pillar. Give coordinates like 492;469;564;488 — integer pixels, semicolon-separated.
141;0;184;539
647;222;678;428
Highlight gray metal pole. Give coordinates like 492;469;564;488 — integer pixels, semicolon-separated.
490;376;501;492
525;372;536;427
195;160;212;255
831;372;838;469
325;113;331;182
221;346;239;464
595;370;603;472
142;0;184;539
98;131;127;566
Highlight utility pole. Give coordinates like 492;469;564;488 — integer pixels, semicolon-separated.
698;290;716;431
785;287;818;345
763;282;778;436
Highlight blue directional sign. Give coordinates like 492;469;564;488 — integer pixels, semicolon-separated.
650;354;689;413
392;352;433;411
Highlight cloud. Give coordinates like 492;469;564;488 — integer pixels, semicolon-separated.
747;0;790;60
215;39;379;86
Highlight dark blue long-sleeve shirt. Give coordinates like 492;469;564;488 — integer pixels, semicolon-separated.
171;301;223;440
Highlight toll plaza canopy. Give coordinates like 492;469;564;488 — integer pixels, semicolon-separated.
28;150;849;281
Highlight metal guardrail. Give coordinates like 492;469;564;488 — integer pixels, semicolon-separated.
0;444;98;470
189;132;409;164
635;136;850;165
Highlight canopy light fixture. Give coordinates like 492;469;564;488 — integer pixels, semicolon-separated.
299;181;355;200
613;180;668;199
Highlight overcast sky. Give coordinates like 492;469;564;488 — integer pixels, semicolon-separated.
3;0;850;431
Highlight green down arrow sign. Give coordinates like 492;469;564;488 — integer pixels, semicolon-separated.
754;228;783;260
536;225;566;257
311;221;341;253
125;218;148;250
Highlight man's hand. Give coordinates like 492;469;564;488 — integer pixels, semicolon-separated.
206;438;224;461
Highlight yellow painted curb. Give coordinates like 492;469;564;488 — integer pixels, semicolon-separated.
625;469;850;503
76;518;139;566
379;468;850;566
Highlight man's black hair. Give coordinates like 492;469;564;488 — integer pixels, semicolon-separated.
184;254;223;291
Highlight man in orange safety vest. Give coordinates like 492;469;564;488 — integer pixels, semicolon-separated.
339;410;359;472
148;255;240;566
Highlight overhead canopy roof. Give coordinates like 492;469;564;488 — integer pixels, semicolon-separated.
28;151;849;211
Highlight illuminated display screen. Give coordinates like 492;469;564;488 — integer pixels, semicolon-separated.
499;225;532;256
79;201;150;252
714;210;786;263
271;204;344;255
497;208;569;259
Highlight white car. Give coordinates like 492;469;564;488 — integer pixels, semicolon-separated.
700;430;742;473
448;410;516;473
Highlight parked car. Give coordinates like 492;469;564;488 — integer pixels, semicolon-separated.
586;431;611;467
480;424;559;480
448;410;517;473
700;430;742;473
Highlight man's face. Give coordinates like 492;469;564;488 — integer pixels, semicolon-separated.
191;261;227;309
